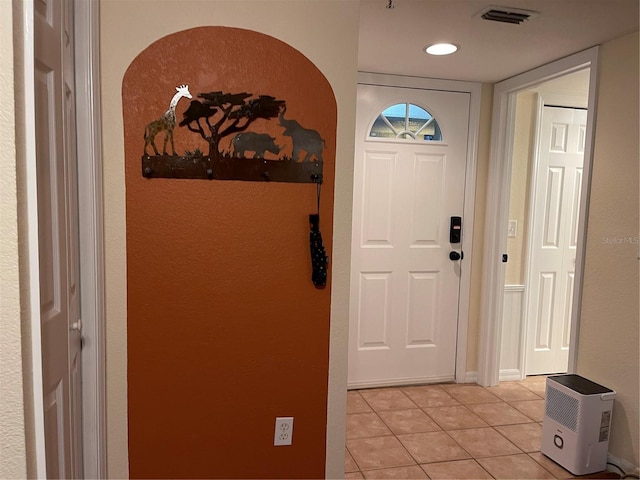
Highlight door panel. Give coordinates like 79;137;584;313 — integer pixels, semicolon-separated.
570;169;583;247
410;154;443;244
36;0;83;476
526;106;587;375
534;272;555;349
563;273;575;348
406;272;437;346
44;384;65;479
358;272;391;349
349;84;470;387
362;153;395;245
542;166;563;247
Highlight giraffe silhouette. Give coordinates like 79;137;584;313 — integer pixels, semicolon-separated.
144;84;192;156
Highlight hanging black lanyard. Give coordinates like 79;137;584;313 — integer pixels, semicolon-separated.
309;177;328;288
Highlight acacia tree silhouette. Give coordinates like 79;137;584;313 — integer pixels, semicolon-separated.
179;91;285;158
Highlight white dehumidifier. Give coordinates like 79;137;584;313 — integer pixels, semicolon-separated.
542;374;616;475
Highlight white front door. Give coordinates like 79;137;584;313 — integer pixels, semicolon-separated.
525;106;587;375
35;0;83;477
348;84;470;388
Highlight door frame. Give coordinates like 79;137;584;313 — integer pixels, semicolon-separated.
354;72;482;383
18;0;106;476
477;47;600;386
75;0;107;477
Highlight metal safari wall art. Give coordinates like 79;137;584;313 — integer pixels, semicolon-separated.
141;85;324;184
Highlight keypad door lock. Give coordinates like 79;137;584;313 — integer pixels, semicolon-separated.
450;216;462;243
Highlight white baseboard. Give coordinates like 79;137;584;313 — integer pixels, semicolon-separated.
461;371;478;383
607;452;639;476
499;368;524;382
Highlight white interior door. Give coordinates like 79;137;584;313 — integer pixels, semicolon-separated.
348;84;470;388
525;106;587;375
35;0;83;477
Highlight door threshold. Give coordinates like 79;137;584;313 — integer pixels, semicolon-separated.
348;375;455;390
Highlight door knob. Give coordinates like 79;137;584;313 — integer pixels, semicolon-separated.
70;319;82;332
449;251;462;261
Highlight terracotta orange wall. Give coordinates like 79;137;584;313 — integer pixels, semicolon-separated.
122;27;335;479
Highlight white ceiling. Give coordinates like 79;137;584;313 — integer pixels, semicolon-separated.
358;0;639;83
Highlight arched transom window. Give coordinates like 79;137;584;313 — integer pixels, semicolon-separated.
369;103;442;141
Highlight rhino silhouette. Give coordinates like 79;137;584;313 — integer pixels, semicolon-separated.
231;132;282;159
278;106;325;162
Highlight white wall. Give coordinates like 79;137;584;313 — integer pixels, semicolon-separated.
99;1;359;477
466;83;494;374
0;2;28;477
506;92;536;286
577;31;639;468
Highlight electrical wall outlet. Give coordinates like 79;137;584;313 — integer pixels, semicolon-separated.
274;417;294;446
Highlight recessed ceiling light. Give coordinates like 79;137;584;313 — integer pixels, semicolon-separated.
425;43;459;56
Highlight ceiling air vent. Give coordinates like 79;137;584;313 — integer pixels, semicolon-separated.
478;6;538;24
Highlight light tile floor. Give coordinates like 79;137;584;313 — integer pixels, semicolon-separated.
345;377;616;479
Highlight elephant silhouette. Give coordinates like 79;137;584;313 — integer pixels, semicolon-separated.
278;106;325;162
